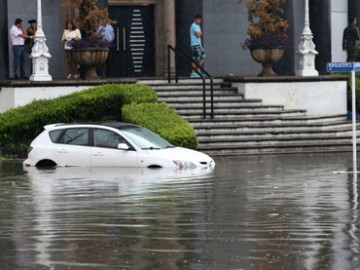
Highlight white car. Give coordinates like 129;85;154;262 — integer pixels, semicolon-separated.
23;123;215;169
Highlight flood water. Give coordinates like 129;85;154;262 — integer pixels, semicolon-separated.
0;153;360;270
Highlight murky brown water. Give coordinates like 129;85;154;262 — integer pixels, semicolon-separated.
0;153;360;270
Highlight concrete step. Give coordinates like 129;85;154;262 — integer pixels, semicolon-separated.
138;78;225;85
188;115;347;126
196;131;359;142
197;134;360;145
155;89;237;97
157;96;261;103
195;125;360;135
197;141;358;155
180;109;306;118
153;85;226;91
169;103;284;110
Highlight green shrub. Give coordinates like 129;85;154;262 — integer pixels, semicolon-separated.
0;84;157;157
122;102;198;149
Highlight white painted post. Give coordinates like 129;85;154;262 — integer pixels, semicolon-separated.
352;70;357;173
30;0;52;81
296;0;319;76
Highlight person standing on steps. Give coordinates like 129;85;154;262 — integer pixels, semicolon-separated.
25;19;37;74
343;17;360;62
62;20;82;79
190;14;205;78
96;17;115;78
10;18;34;80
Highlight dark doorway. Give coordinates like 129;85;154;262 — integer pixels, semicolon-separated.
108;5;155;77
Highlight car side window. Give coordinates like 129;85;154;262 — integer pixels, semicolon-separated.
94;129;127;149
49;130;63;143
59;128;89;146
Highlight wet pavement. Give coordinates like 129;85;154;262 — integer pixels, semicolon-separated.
0;153;360;270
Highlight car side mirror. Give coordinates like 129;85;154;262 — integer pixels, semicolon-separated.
117;143;130;150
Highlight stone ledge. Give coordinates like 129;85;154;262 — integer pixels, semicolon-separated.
224;75;349;83
227;76;348;116
0;78;138;88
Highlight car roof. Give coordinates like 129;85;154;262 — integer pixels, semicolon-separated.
44;122;139;130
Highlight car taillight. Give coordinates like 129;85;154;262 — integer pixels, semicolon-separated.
27;146;33;154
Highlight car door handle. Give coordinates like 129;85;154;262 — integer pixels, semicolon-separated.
57;149;67;153
93;153;104;157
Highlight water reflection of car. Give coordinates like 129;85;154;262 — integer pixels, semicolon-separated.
23;123;215;169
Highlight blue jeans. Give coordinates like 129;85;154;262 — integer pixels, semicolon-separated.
12;45;26;78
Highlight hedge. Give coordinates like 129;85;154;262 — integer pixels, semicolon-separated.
122;102;198;149
0;84;157;157
0;83;198;157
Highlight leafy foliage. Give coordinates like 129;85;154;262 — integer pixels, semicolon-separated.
0;84;198;157
0;84;157;157
122;103;198;149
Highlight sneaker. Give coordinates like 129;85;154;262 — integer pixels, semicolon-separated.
190;73;200;78
66;74;72;79
73;74;79;79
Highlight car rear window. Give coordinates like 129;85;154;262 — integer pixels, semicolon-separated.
49;128;90;146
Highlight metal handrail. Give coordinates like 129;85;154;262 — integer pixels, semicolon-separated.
167;44;214;119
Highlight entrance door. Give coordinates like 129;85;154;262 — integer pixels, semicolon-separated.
108;5;155;77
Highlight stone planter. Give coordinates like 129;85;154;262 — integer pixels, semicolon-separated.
250;48;285;77
72;47;109;80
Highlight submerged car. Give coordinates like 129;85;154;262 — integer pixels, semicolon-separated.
23;123;215;169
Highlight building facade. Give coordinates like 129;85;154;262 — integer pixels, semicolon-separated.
0;0;359;80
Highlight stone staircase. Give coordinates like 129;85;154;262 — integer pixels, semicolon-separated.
139;79;359;155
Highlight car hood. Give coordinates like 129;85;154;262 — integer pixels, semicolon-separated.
145;147;215;164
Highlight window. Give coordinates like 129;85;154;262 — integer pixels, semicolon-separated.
94;129;127;149
57;128;89;146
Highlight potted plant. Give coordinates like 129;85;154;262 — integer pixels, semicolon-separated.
238;0;289;76
70;0;116;80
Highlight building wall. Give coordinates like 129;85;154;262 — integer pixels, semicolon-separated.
331;0;347;62
310;0;332;74
7;0;63;79
1;0;357;79
175;0;203;76
0;1;9;80
203;0;257;76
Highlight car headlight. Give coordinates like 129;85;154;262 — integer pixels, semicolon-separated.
173;160;197;169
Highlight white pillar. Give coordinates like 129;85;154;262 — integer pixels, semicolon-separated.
30;0;52;81
296;0;319;76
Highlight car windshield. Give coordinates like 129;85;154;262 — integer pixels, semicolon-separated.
120;126;174;150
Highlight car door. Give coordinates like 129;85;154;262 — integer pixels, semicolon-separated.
91;128;138;167
52;128;91;167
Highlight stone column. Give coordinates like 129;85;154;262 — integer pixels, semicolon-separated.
163;0;176;75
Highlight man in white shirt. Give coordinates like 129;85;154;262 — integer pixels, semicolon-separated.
10;18;34;79
97;18;115;43
96;18;115;78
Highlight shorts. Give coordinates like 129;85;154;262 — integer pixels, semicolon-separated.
192;45;205;62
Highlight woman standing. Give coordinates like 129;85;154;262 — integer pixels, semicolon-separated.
25;19;37;74
62;20;81;79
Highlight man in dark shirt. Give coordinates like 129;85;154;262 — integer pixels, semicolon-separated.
343;18;360;62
